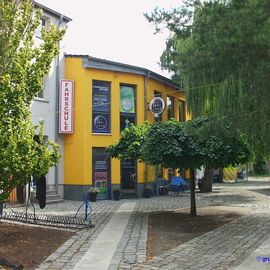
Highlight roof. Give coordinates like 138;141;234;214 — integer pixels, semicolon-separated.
65;54;181;90
34;2;72;22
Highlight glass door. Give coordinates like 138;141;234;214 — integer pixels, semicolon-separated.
120;160;136;197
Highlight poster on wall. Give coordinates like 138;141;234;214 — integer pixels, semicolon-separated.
92;80;111;133
92;81;110;112
120;86;135;113
92;148;111;199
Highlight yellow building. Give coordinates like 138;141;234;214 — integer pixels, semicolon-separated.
64;55;186;200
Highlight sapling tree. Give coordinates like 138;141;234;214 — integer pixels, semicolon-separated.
0;0;65;203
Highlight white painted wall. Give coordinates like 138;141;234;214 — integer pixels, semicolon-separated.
30;6;70;195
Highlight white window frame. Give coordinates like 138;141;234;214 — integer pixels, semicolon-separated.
36;17;48;39
35;75;48;100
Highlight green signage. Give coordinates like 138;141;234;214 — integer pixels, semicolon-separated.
120;86;135;113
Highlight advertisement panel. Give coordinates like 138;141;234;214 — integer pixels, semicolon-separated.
120;86;135;113
92;80;111;133
92;148;111;200
92;80;110;112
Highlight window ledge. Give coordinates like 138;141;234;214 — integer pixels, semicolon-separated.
33;98;49;103
92;133;112;136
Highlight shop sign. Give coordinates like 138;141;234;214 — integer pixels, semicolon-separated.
59;80;74;133
149;97;165;115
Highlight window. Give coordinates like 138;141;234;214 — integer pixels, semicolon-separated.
36;76;48;99
154;91;162;122
179;99;186;122
92;80;111;133
36;18;47;38
120;85;136;132
120;114;136;131
167;96;175;119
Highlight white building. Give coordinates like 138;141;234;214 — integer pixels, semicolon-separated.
30;2;71;200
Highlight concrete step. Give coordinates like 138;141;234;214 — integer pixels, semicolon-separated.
46;190;63;204
46;198;64;204
26;189;63;205
46;191;64;203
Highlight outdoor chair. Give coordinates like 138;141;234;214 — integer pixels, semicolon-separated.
153;179;170;196
170;176;189;196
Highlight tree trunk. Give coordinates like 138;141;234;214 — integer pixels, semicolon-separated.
218;168;224;183
0;202;3;217
189;169;197;217
200;167;213;193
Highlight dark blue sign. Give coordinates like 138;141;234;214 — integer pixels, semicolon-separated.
92;113;110;133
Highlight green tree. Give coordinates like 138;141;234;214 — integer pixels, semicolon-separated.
0;0;65;203
145;0;270;160
107;118;252;216
185;116;252;192
141;120;202;216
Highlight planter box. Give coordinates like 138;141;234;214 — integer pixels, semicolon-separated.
89;192;98;202
143;188;151;198
113;190;120;201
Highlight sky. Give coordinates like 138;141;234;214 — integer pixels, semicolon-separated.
37;0;182;78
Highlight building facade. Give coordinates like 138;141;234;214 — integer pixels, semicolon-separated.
64;56;186;200
30;3;71;199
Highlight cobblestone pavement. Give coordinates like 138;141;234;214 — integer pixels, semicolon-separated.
23;177;270;269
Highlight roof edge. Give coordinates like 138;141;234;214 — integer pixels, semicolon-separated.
65;54;181;90
34;2;72;22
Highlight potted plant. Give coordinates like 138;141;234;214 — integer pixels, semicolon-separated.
113;189;121;201
88;186;99;202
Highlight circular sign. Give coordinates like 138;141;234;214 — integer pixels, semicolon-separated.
121;99;133;112
94;115;107;130
149;97;165;115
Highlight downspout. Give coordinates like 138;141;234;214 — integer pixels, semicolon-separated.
54;14;64;194
143;71;150;190
144;71;150;121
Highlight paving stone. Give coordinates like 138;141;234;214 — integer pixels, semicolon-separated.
31;178;270;269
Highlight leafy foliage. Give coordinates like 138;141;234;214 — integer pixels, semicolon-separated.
0;0;65;202
106;122;150;161
185;116;252;169
108;117;252;215
145;0;270;159
108;118;252;170
141;120;203;169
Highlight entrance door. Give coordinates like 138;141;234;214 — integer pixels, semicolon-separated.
120;160;136;197
92;148;111;199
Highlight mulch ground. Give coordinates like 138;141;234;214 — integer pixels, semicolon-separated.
147;206;250;258
0;222;74;270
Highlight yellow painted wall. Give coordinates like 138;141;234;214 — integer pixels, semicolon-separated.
64;57;186;187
